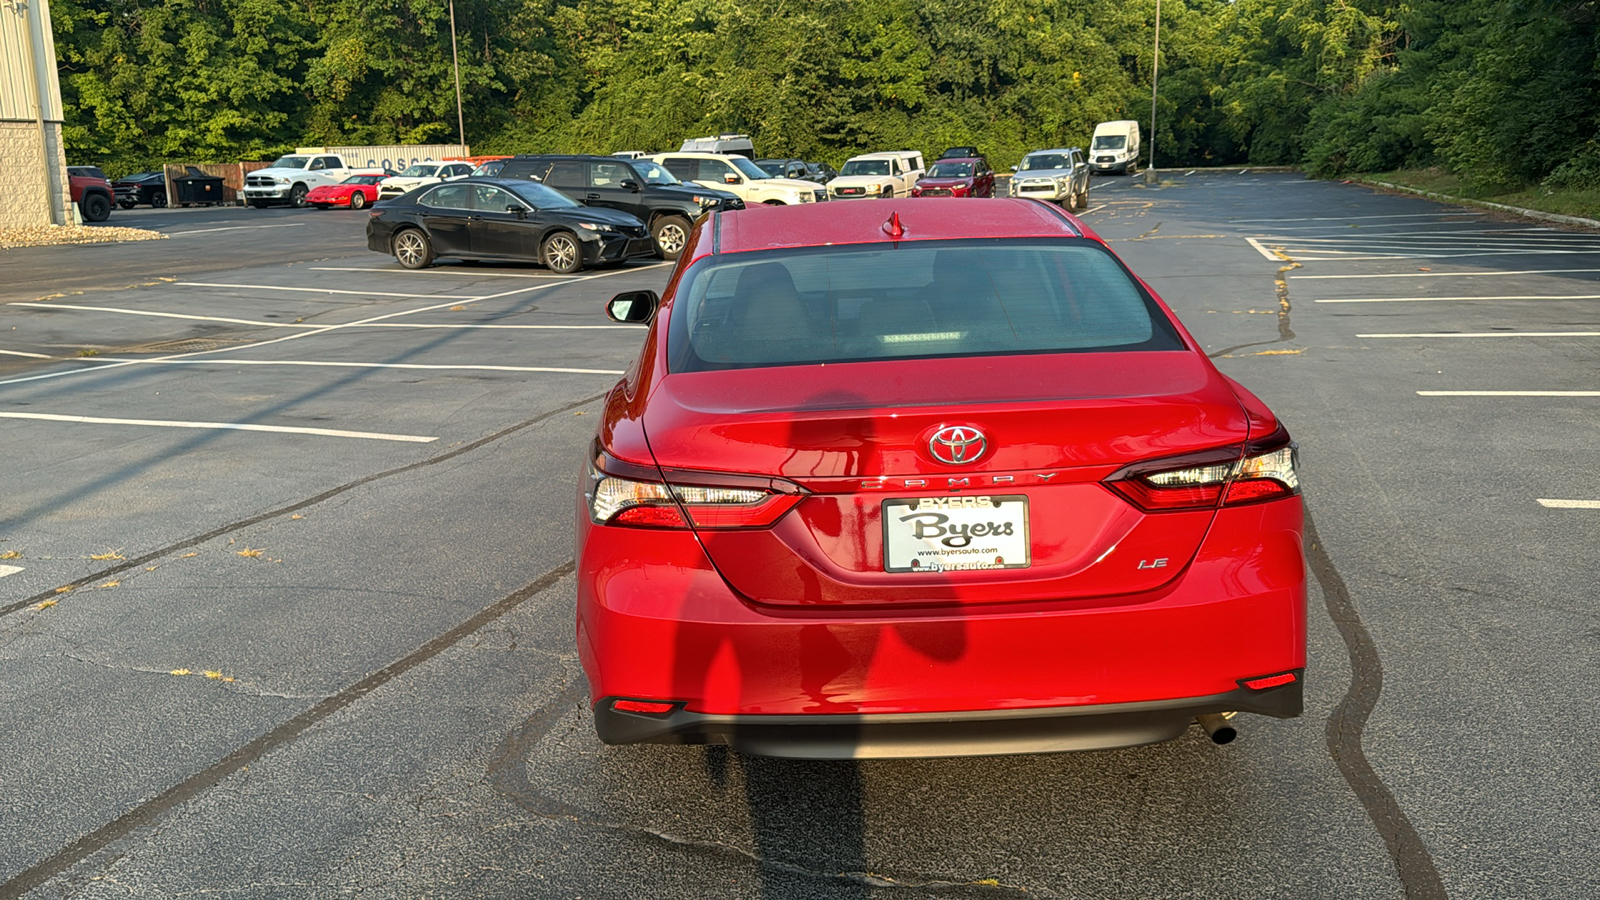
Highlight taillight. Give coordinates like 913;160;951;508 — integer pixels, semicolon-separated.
585;445;806;529
1106;427;1300;512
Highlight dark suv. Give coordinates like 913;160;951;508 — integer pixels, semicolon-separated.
67;166;115;222
484;155;743;259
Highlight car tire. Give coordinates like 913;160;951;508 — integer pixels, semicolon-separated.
881;188;894;199
150;191;167;208
290;184;309;208
117;198;136;210
651;215;690;260
350;192;368;210
542;231;583;275
393;229;435;270
81;193;111;222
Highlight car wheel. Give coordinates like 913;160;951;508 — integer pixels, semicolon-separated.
350;191;368;210
150;191;167;208
81;193;111;222
290;183;309;208
881;188;894;199
117;198;136;210
542;231;583;275
393;229;435;269
651;215;690;260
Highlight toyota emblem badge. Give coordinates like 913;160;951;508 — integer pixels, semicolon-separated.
928;426;987;466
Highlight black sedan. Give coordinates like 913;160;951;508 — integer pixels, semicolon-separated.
113;171;168;208
366;178;655;274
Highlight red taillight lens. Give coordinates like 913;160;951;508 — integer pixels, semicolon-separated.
585;446;806;530
1107;428;1299;513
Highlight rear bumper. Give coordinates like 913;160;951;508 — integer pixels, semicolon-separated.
576;497;1306;754
593;678;1302;759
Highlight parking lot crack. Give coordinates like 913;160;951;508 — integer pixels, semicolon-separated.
1306;511;1446;900
1209;252;1301;359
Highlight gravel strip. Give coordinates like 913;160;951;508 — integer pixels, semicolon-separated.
0;224;168;249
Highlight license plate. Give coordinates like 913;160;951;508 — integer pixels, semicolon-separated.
882;495;1030;573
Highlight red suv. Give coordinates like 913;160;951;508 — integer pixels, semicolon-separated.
578;200;1305;759
67;166;114;222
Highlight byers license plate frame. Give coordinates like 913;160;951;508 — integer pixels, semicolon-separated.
882;495;1031;573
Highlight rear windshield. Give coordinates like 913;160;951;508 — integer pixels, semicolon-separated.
667;240;1184;372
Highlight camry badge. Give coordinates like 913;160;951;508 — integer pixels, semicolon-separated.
928;426;987;466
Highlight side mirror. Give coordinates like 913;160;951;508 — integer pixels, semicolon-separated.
507;204;527;219
723;173;741;185
1010;165;1018;172
620;179;641;192
607;290;659;324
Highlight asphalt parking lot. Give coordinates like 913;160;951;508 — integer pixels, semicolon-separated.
2;179;1595;899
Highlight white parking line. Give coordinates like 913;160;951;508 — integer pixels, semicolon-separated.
1298;268;1600;280
1418;391;1600;397
0;349;53;358
1233;212;1483;224
0;265;664;389
1359;331;1600;338
166;223;309;236
310;267;566;279
15;302;309;328
0;412;437;442
13;302;643;331
1537;499;1600;509
0;565;22;578
81;358;626;375
175;282;480;300
1246;237;1283;261
1319;294;1600;304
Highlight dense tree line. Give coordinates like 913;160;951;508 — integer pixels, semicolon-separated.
50;0;1600;190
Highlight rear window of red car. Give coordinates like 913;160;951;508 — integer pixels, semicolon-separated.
667;239;1185;372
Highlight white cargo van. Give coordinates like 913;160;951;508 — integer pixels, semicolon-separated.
1089;121;1141;175
678;134;756;158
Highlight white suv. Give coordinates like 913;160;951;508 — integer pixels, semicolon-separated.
650;153;828;205
378;161;476;200
828;151;926;199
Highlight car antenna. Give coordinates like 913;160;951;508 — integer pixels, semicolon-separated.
882;211;905;240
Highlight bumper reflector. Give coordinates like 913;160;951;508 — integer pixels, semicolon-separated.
1242;672;1298;691
611;699;677;715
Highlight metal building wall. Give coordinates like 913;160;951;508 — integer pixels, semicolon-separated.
295;145;471;172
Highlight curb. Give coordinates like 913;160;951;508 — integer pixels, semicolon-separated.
1359;178;1600;230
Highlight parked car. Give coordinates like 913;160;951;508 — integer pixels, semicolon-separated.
1090;121;1142;175
755;158;812;181
828;151;926;199
910;157;995;198
650;152;829;207
244;153;356;207
367;177;654;274
491;154;743;260
1010;148;1091;209
579;198;1306;758
940;146;981;160
805;161;838;184
306;172;389;210
113;171;168;209
66;166;114;222
377;160;476;200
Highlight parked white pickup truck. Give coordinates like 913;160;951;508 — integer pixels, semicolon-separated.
828;151;925;199
649;152;828;205
244;153;356;208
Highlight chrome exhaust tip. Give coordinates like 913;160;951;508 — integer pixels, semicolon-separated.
1196;712;1238;745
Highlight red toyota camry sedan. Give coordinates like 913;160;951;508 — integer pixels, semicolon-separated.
576;199;1305;759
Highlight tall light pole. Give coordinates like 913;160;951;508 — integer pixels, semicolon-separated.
449;0;466;151
1144;0;1161;185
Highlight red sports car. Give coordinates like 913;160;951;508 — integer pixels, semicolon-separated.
910;157;996;198
577;199;1305;759
307;173;386;209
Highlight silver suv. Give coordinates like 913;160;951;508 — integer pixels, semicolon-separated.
1010;148;1090;210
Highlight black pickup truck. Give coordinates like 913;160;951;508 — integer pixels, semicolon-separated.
482;154;743;260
